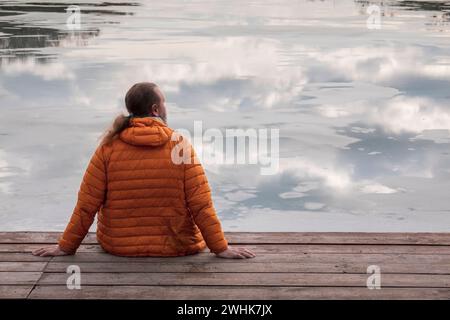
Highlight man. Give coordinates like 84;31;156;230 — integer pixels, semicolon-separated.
33;82;255;259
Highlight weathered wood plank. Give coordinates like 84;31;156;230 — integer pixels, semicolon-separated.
0;285;34;299
227;232;450;245
0;272;42;285
4;243;450;255
0;232;97;244
2;232;450;245
46;252;450;265
4;250;450;265
37;272;450;288
0;262;48;272
43;261;450;274
1;231;450;300
234;244;450;254
0;244;106;253
0;253;52;262
28;285;450;300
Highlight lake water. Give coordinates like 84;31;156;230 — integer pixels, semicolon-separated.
1;0;450;232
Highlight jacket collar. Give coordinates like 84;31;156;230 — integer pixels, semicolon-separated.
119;116;173;146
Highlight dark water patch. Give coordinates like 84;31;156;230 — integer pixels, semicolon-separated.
0;23;100;50
0;1;139;16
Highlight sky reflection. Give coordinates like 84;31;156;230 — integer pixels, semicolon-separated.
1;0;450;231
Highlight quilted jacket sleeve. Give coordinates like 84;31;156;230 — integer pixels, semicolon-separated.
184;144;228;254
58;144;108;254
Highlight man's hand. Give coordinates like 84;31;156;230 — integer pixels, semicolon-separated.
215;246;256;259
32;245;70;257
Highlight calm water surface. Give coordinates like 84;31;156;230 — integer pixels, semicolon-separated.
1;0;450;231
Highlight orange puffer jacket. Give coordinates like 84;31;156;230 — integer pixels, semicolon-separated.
58;117;228;256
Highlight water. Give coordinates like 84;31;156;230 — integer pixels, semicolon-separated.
1;0;450;232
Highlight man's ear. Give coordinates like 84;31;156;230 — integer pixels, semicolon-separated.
151;103;159;116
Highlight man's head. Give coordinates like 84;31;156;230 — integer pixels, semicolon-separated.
125;82;167;123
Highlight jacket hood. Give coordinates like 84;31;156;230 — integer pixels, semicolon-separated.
119;117;173;147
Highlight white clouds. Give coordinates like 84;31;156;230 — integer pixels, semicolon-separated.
1;59;75;80
351;127;376;134
315;103;355;118
279;191;306;199
2;0;450;232
317;94;450;136
281;157;353;190
422;64;450;78
98;37;308;110
359;182;398;194
304;44;450;136
280;156;401;197
367;96;450;134
278;178;322;200
307;45;450;84
304;202;326;210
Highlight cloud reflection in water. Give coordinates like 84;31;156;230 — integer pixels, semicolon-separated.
1;0;450;231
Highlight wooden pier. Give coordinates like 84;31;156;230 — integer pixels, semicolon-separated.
1;232;450;299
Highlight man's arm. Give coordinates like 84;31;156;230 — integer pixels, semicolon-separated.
58;144;108;254
184;144;228;254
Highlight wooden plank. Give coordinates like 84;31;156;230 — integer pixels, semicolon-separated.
242;244;450;254
1;231;449;300
0;253;52;262
0;262;48;272
45;252;450;265
2;232;450;245
10;250;450;264
0;272;42;285
0;244;105;253
226;232;450;245
0;232;97;244
3;243;450;255
37;272;450;288
228;244;450;255
42;261;450;274
28;285;450;299
0;285;34;299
